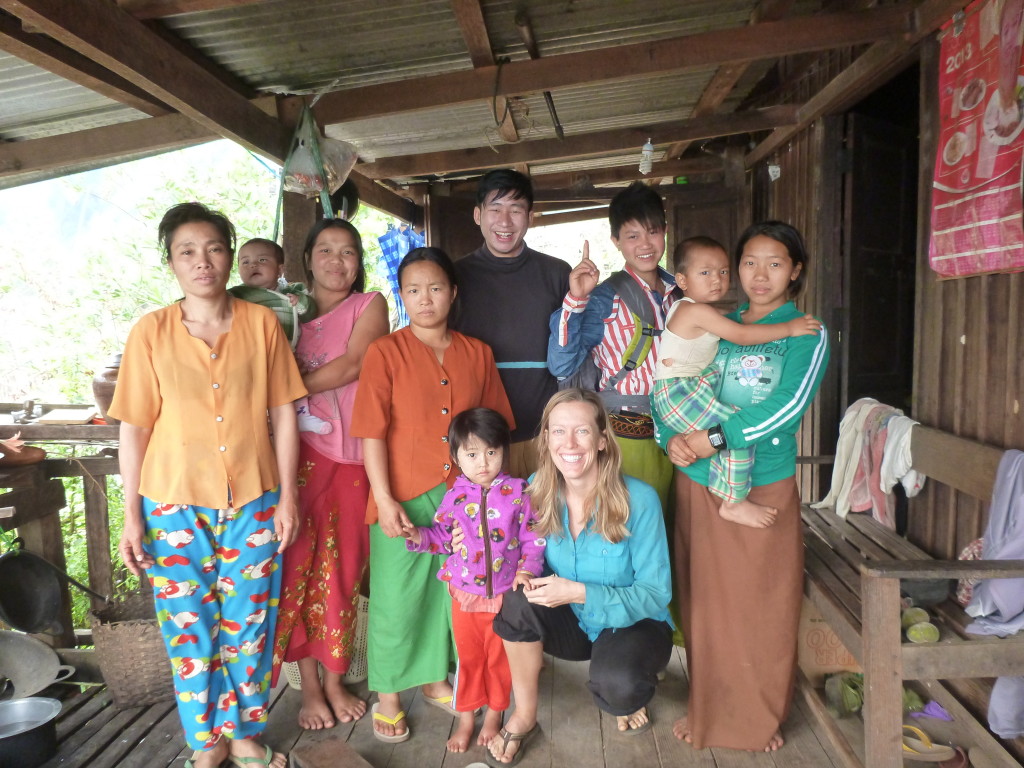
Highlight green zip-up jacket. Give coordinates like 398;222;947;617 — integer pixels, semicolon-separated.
654;300;830;488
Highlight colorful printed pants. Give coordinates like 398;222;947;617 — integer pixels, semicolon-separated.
651;366;753;503
143;489;282;751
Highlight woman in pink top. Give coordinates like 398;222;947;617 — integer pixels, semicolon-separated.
272;219;389;730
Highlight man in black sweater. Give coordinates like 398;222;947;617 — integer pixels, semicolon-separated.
453;169;570;476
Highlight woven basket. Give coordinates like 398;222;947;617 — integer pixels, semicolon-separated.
281;594;368;689
91;590;175;709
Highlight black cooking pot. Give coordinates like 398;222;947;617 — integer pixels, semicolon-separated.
0;539;109;634
0;697;61;768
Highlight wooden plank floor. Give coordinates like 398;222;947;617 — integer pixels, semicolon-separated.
41;648;844;768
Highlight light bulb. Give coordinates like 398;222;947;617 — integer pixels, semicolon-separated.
639;138;654;174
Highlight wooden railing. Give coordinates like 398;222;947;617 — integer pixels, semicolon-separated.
0;422;119;650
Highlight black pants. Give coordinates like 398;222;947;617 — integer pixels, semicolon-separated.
493;586;673;716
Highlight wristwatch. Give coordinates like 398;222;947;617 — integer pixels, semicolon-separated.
707;424;727;452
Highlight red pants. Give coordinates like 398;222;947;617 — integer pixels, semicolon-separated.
451;597;511;712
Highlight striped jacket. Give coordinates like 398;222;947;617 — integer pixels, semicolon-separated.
547;266;677;404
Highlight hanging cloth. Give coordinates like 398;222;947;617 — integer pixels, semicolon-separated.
378;225;424;328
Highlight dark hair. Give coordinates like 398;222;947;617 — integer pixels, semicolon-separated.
449;408;511;461
240;237;284;264
302;219;365;293
158;202;236;262
608;181;666;240
475;168;534;211
734;220;808;299
673;235;728;272
398;247;458;290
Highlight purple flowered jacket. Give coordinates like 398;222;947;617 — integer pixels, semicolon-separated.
406;472;545;599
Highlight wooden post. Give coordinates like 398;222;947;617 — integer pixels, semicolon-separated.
20;508;76;648
83;472;113;603
861;572;903;768
276;94;316;283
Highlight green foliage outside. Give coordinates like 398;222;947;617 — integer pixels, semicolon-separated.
0;141;399;627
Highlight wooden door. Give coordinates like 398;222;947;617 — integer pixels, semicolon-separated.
667;182;743;306
843;113;918;411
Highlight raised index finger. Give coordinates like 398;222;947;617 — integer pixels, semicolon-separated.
582;239;590;261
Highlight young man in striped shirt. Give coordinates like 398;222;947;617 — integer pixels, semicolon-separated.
547;181;677;510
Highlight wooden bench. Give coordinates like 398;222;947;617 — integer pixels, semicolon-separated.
800;425;1024;768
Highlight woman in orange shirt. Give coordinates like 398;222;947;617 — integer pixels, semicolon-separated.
110;202;306;768
351;247;514;743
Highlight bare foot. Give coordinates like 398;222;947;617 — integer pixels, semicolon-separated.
323;672;366;723
478;708;502;746
298;683;335;730
373;693;408;740
719;499;778;528
488;714;535;765
672;716;692;743
229;738;286;768
447;711;475;752
189;738;228;768
763;730;784;752
616;706;649;732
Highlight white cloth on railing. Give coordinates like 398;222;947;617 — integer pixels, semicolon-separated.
812;398;921;527
880;415;925;498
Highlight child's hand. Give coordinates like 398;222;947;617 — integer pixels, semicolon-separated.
287;294;299;306
402;525;421;544
512;570;534;591
787;314;822;337
568;240;600;299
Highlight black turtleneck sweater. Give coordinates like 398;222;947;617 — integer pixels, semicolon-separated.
453;243;570;442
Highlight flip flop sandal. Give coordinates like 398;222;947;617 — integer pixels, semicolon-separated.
184;750;229;768
938;746;969;768
422;693;458;716
227;744;284;767
485;722;540;767
617;707;653;736
903;725;957;762
372;702;411;743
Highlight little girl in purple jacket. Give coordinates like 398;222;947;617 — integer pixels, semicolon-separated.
404;408;545;753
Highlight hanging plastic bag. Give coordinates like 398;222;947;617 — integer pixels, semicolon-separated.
283;106;357;197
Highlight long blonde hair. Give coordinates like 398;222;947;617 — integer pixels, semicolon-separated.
528;389;631;543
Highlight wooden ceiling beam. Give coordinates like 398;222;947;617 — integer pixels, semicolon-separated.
533;208;607;227
449;0;517;142
346;171;421;224
1;0;290;161
116;0;267;20
0;111;215;179
313;7;909;126
0;13;170;116
745;0;962;167
532;157;724;189
665;0;795;161
357;105;799;180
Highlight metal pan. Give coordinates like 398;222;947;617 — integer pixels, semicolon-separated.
0;632;74;700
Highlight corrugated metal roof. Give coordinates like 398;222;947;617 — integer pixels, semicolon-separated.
0;0;843;187
0;51;141;141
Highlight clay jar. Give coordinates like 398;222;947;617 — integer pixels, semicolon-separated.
92;353;121;426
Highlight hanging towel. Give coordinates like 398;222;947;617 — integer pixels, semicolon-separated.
813;398;914;526
812;398;880;517
880;415;925;498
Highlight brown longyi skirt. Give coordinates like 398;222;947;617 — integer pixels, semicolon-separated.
674;472;803;751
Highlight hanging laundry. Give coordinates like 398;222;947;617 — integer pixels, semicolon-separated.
378;224;425;328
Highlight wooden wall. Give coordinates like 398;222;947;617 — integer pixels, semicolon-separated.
911;39;1024;558
750;116;843;504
